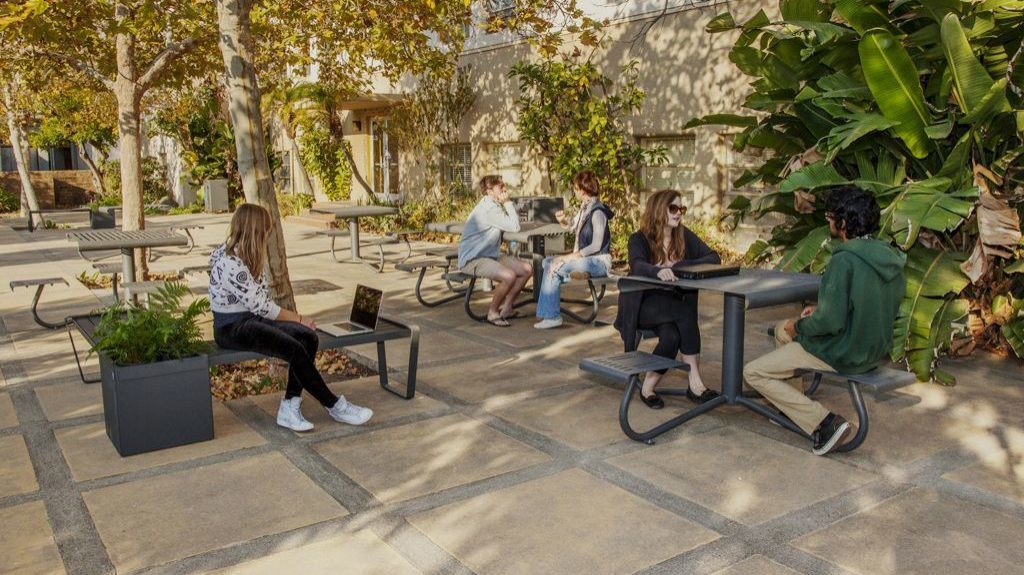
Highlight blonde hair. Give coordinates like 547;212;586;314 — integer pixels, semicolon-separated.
226;204;273;278
640;189;687;265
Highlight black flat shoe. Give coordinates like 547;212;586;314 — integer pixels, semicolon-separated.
639;391;665;409
686;387;720;404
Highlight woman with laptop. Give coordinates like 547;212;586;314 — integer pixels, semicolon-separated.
209;204;373;432
533;170;615;329
614;190;721;409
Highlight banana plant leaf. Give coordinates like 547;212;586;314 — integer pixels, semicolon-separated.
778;161;848;193
706;12;737;33
775;225;831;271
684;114;757;129
882;180;977;249
859;29;933;159
834;0;893;34
823;113;896;162
1006;260;1024;274
1004;316;1024;359
891;247;970;381
940;14;1010;119
781;0;831;21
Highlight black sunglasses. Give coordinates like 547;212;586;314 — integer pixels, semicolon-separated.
668;204;686;215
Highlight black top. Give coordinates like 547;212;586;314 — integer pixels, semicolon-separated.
614;229;721;351
575;200;614;255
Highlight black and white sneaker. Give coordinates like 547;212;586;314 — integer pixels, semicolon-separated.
812;413;851;456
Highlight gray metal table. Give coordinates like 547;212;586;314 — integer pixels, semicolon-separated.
310;205;399;262
617;269;821;437
505;222;569;302
67;229;188;284
424;221;465;235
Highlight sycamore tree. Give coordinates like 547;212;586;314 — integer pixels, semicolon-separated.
0;31;43;220
29;77;118;197
3;0;218;279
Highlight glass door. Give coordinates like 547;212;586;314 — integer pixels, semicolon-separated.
370;119;400;199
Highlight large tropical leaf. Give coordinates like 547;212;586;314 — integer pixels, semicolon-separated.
1004;316;1024;359
834;0;892;34
705;12;737;33
823;113;896;162
683;114;757;129
882;180;977;248
940;14;1010;119
781;0;830;21
775;225;831;271
778;160;847;193
859;30;933;159
891;247;970;381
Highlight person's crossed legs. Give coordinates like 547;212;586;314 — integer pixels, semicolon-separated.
743;319;851;454
463;255;533;326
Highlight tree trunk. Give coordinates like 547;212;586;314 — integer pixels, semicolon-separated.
115;2;147;280
217;0;296;308
78;144;107;197
2;80;41;222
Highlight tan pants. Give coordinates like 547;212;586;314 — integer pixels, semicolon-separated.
743;319;834;435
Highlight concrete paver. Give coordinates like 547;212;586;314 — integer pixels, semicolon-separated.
82;452;346;572
0;434;38;497
711;556;802;575
610;426;876;525
248;377;447;434
794;488;1024;575
0;392;16;428
56;403;266;482
0;501;65;575
34;382;102;422
205;531;422;575
409;468;719;575
314;413;549;503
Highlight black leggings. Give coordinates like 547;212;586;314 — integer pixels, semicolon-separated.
214;315;338;407
637;291;701;373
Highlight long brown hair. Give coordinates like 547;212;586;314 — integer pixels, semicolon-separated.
226;204;273;278
640;189;687;265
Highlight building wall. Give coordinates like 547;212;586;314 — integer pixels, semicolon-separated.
0;170;95;209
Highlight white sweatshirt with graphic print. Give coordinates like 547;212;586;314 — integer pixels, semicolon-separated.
208;244;281;320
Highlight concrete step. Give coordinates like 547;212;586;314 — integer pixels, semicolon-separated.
311;200;355;211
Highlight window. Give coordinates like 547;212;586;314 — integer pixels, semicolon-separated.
721;133;785;227
485;142;523;193
441;143;472;192
640;136;697;204
486;0;516;20
1;146;15;172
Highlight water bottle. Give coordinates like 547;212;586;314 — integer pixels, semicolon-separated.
509;240;520;256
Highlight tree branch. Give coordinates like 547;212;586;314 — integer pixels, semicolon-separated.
138;37;201;90
29;49;114;91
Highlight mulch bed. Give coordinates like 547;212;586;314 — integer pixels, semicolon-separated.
209;348;375;401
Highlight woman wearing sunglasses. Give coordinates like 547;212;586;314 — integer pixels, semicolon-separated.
614;189;721;409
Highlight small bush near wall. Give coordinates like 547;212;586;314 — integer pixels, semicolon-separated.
0;189;18;213
103;158;170;205
277;192;315;217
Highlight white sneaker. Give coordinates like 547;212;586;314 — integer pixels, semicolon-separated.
327;396;373;425
276;397;314;432
534;317;563;329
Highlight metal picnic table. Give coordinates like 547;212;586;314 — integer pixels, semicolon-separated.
310;205;399;263
614;269;821;438
67;229;189;284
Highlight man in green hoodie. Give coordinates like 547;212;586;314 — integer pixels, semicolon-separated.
744;185;906;455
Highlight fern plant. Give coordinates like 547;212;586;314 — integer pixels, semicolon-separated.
92;283;211;365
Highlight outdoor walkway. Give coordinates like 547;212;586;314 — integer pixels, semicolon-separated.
2;214;1023;575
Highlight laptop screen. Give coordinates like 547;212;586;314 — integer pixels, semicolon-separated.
350;285;383;328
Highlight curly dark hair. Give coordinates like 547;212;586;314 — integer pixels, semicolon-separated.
825;185;880;238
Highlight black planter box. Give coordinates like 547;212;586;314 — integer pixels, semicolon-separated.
100;353;214;456
89;209;116;229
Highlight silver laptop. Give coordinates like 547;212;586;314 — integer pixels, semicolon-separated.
321;285;383;336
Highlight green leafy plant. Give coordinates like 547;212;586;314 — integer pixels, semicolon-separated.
510;56;667;252
0;189;18;213
103;158;170;205
91;283;210;365
276;192;315;217
698;0;1024;383
167;202;205;215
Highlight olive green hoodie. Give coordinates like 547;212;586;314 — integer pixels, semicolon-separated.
795;238;906;374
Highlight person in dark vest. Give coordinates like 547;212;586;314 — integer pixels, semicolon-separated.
534;171;614;329
744;185;906;455
614;189;721;408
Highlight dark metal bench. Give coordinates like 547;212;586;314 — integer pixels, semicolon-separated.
27;207;92;232
9;278;70;330
579;351;691;444
67;313;419;400
761;326;918;451
557;272;619;324
396;259;464;307
149;224;204;260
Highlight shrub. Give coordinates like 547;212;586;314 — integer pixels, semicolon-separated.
0;189;18;213
103;158;170;205
276;192;315;217
92;283;210;365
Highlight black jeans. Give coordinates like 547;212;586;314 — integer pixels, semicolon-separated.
214;315;338;407
637;290;701;373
